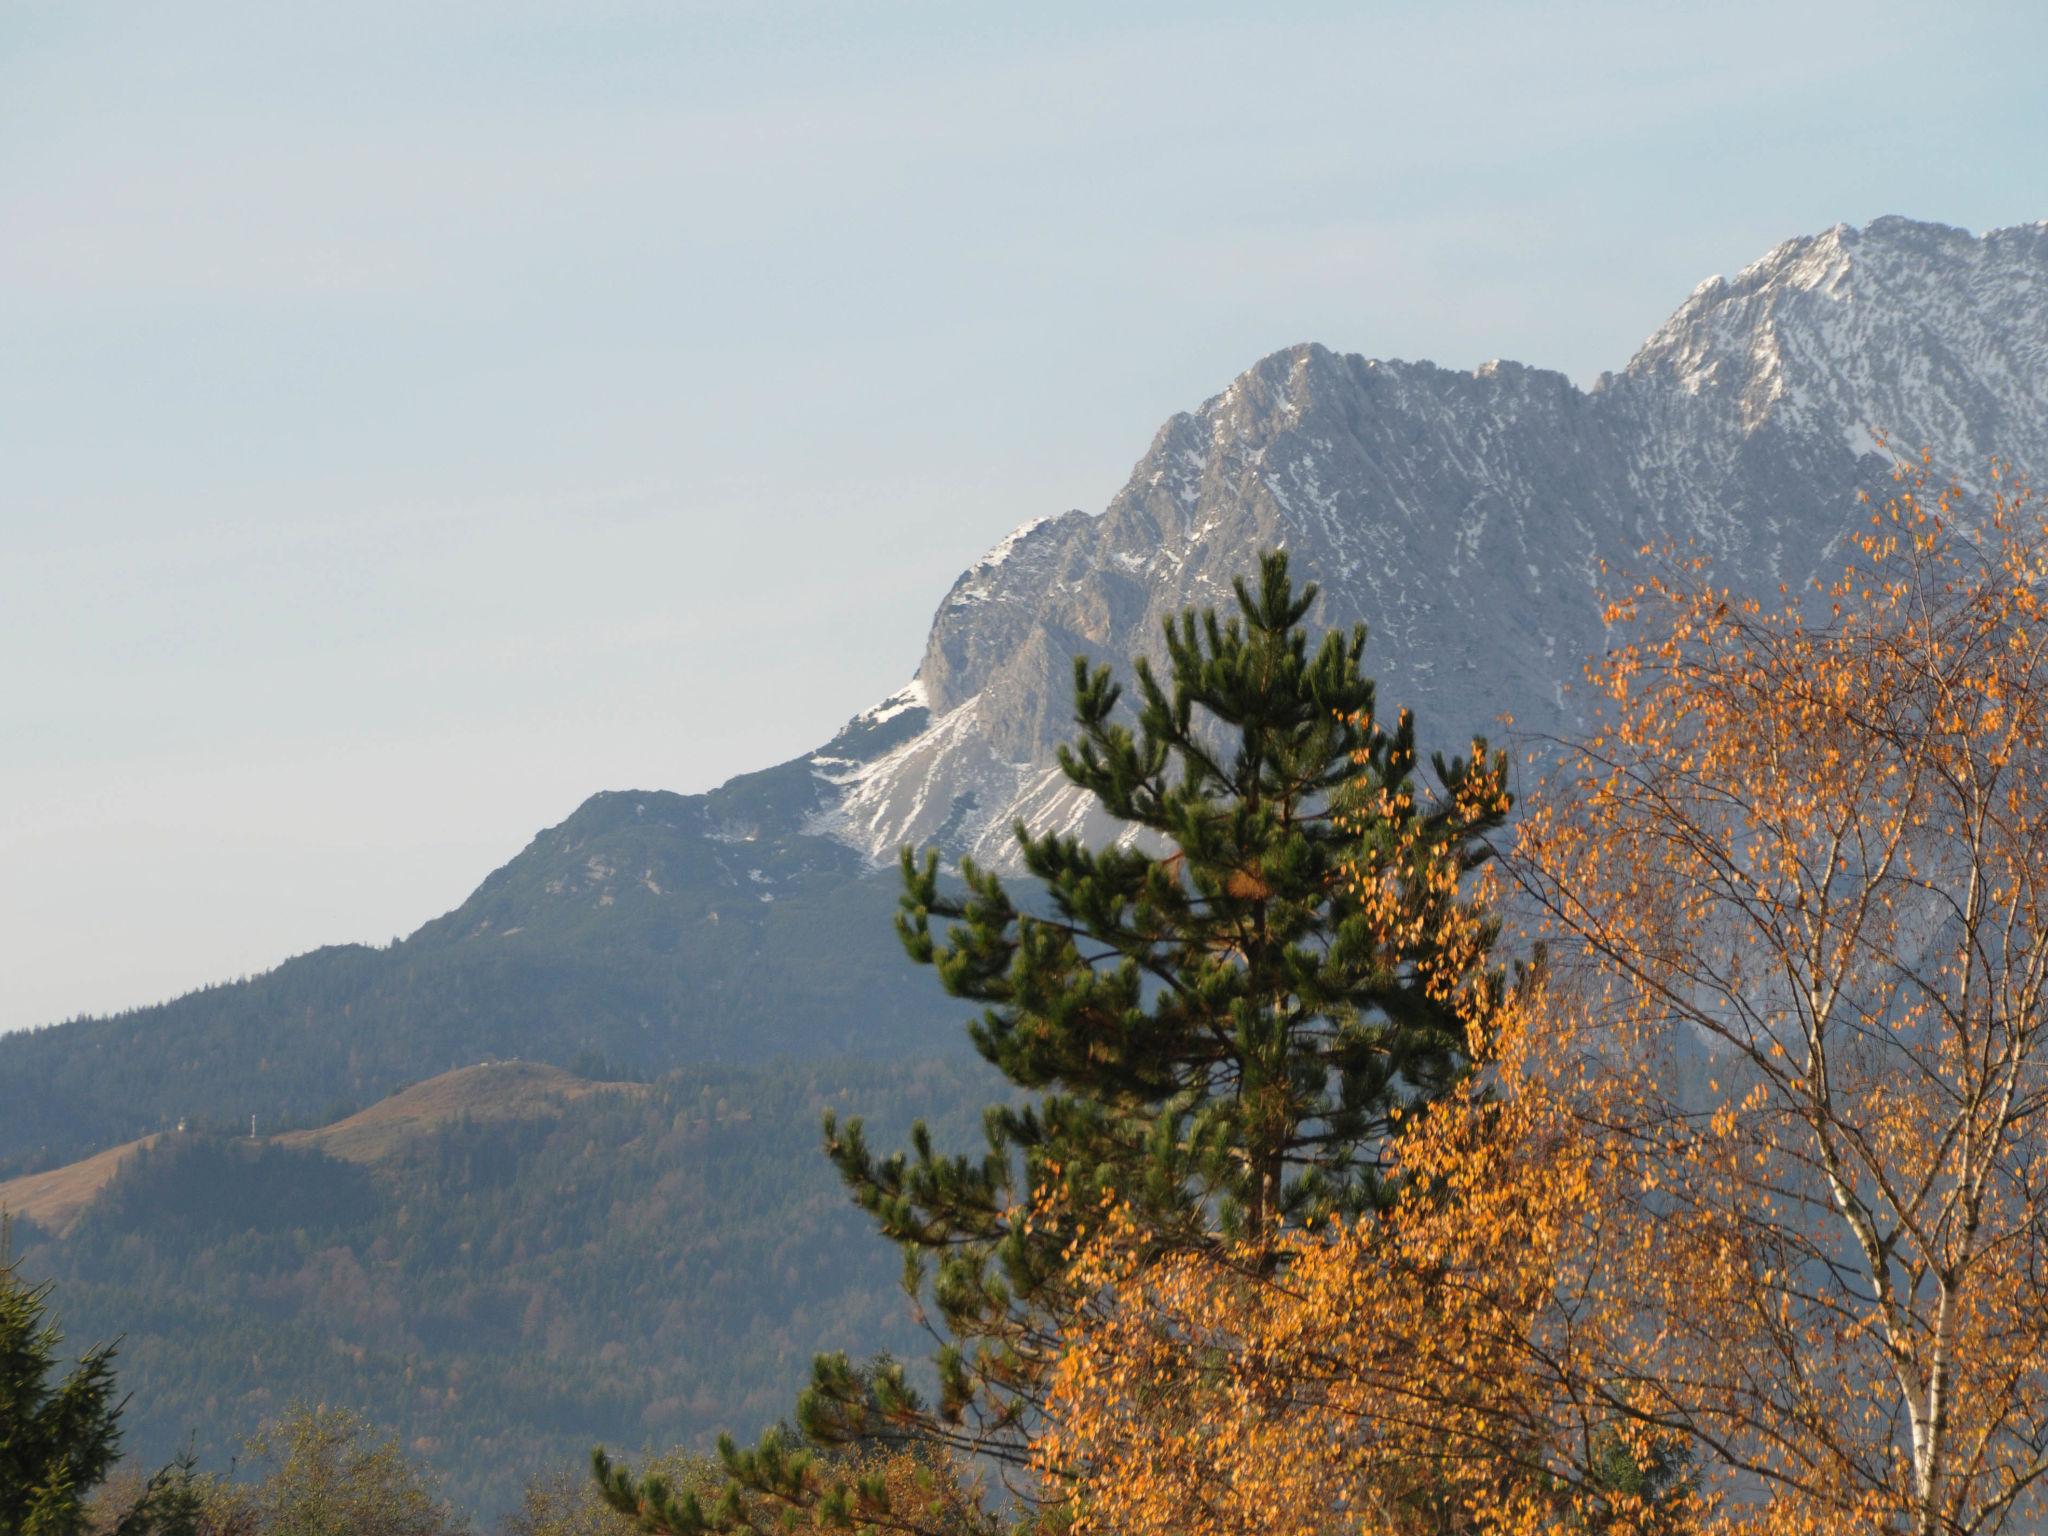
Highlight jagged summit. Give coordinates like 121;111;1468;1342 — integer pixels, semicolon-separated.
798;215;2048;866
1622;216;2048;458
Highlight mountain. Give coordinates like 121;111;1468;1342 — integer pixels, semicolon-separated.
815;216;2048;864
0;757;956;1175
6;215;2045;1179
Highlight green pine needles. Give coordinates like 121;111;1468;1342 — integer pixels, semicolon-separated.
597;550;1511;1534
0;1256;125;1536
0;1235;205;1536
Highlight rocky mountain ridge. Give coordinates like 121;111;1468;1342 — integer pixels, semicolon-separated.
804;216;2048;865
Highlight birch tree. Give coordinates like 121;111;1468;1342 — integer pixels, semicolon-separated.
1510;461;2048;1535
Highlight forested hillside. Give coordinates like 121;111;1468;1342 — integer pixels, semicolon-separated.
5;1054;996;1518
0;761;960;1178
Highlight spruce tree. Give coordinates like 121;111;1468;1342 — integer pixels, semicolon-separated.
0;1230;204;1536
598;550;1510;1531
1;1248;128;1536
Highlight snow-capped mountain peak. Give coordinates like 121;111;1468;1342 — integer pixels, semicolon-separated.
805;217;2048;867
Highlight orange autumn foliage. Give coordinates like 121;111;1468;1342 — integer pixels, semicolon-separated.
1040;460;2048;1536
1037;978;1696;1536
1511;460;2048;1536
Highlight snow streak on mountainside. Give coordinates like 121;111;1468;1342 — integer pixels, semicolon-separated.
798;217;2048;866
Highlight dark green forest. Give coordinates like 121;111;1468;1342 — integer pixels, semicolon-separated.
8;1055;996;1518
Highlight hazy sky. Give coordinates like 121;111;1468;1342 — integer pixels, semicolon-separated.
5;0;2046;1032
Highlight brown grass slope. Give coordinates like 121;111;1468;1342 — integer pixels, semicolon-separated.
278;1059;644;1166
0;1135;161;1236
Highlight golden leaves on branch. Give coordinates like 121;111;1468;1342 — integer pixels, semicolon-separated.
1040;980;1694;1536
1508;461;2048;1536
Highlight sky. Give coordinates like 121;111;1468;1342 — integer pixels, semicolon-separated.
5;0;2047;1032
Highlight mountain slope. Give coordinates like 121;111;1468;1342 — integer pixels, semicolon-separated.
0;736;950;1175
272;1059;646;1164
4;215;2043;1177
0;1062;636;1234
823;216;2048;864
8;1054;997;1518
0;1134;161;1236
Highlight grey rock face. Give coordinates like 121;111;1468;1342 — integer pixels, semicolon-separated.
803;216;2048;866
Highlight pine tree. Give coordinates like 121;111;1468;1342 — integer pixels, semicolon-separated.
1;1243;127;1536
0;1226;206;1536
597;550;1511;1531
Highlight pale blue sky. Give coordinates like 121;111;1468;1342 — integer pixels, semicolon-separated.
5;0;2046;1030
